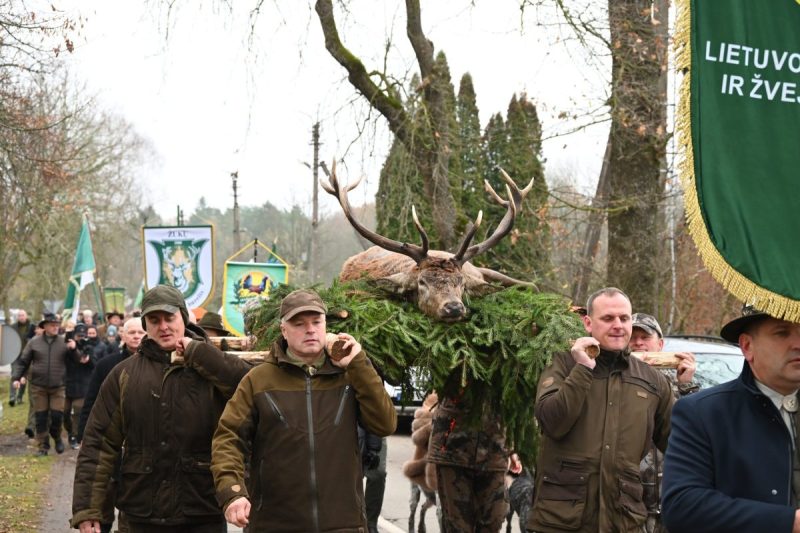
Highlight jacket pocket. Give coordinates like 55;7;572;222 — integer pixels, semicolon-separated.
531;467;588;530
180;456;221;516
618;469;648;524
118;454;154;517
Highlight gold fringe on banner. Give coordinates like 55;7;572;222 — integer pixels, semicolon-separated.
674;0;800;323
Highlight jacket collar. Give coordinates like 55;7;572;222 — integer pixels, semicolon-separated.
738;362;763;396
271;338;344;376
140;324;207;363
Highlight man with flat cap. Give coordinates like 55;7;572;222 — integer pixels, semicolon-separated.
211;288;397;532
661;306;800;532
629;313;698;533
71;285;253;533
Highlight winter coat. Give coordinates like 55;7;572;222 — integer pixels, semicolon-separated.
12;333;79;388
529;349;674;533
71;325;252;528
77;344;133;442
211;338;397;533
65;343;96;399
661;363;797;532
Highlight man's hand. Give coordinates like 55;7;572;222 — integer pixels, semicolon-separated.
80;354;90;364
793;509;800;533
225;496;251;527
19;377;26;385
79;519;102;533
12;380;20;390
508;453;522;475
570;337;599;370
66;339;76;350
675;352;696;383
329;332;362;369
175;337;194;355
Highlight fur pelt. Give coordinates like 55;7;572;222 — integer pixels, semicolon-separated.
402;392;438;492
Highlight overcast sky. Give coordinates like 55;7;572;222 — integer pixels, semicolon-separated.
59;1;610;222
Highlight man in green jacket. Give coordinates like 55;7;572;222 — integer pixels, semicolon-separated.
528;287;675;533
212;288;397;532
71;285;253;533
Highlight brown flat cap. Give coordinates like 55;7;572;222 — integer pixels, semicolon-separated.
280;289;327;321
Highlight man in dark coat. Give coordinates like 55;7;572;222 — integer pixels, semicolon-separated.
661;306;800;532
71;285;252;533
64;324;96;449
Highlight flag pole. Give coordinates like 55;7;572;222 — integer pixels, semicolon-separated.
83;213;106;322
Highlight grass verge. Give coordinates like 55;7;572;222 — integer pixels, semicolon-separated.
0;375;54;530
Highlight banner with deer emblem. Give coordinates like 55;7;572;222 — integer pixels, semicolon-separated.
142;225;215;309
222;259;288;336
676;0;800;320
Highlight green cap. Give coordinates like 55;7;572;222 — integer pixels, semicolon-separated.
140;285;187;319
197;311;230;336
280;289;327;321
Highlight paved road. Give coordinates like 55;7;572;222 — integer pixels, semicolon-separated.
36;432;521;532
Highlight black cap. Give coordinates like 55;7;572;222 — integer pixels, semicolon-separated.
74;323;88;336
720;305;772;344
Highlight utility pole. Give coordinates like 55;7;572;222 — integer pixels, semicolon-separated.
176;205;184;226
232;171;241;251
309;122;321;282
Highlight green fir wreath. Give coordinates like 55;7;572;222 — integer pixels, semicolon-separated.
245;280;584;464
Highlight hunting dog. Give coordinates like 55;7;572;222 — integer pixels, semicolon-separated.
505;468;534;533
402;393;441;533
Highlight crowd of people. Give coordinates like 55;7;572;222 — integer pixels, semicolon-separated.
4;283;800;533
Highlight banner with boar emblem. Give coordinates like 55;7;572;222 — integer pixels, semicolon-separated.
142;225;215;309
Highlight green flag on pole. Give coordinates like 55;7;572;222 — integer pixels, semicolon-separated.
676;0;800;321
63;218;97;322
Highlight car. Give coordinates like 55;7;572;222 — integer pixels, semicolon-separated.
384;366;430;425
662;334;744;389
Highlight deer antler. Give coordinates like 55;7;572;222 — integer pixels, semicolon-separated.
452;168;534;265
320;160;429;264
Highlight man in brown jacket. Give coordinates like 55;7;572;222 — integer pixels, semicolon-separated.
71;285;253;533
528;287;675;532
211;288;397;532
12;312;82;456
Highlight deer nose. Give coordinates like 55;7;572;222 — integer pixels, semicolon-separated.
441;301;465;319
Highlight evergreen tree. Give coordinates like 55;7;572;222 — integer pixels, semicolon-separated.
456;74;487;229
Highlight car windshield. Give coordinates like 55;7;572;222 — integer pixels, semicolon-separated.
663;336;745;389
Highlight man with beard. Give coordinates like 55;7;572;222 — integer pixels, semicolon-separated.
72;285;253;533
529;287;675;532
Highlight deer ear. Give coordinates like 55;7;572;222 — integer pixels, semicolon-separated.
371;273;416;295
464;276;502;297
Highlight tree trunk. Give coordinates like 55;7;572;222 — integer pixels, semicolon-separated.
315;0;457;248
605;0;669;313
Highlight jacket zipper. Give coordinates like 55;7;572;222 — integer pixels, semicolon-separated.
264;393;289;427
334;385;351;426
306;375;320;533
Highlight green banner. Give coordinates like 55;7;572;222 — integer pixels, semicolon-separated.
222;261;288;336
678;0;800;320
104;288;125;314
